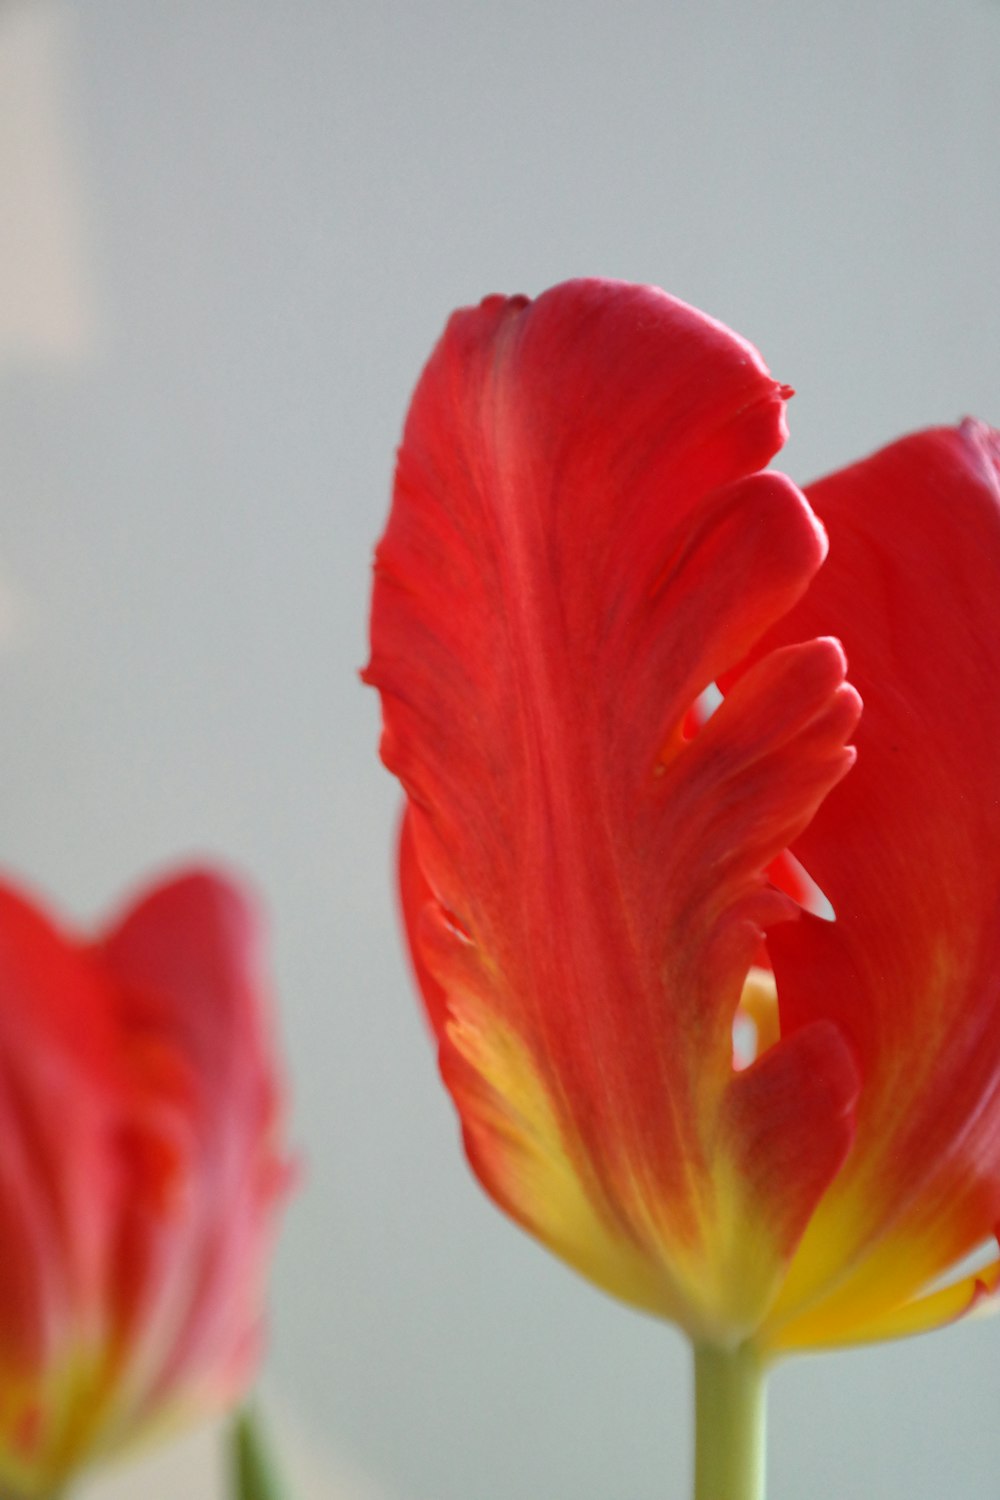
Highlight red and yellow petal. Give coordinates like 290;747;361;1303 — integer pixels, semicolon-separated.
749;420;1000;1350
772;1247;1000;1351
369;280;861;1340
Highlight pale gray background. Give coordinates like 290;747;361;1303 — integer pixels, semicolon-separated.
1;2;998;1498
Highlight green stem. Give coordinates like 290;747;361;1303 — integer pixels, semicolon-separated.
692;1341;768;1500
230;1404;293;1500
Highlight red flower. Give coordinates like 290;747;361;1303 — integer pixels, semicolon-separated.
0;868;292;1497
366;278;1000;1352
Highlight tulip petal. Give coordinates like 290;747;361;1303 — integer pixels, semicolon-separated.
0;883;123;1351
746;420;1000;1350
785;1252;1000;1349
97;870;291;1424
369;280;860;1336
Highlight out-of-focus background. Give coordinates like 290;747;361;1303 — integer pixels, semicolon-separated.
1;2;998;1497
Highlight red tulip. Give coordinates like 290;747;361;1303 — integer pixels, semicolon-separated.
0;868;292;1498
366;278;1000;1356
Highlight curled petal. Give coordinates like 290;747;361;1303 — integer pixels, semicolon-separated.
369;280;860;1338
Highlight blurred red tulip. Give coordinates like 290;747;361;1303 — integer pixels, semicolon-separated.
0;868;292;1497
366;278;1000;1354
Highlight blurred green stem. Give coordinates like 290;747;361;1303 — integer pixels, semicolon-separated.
230;1404;292;1500
692;1341;767;1500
